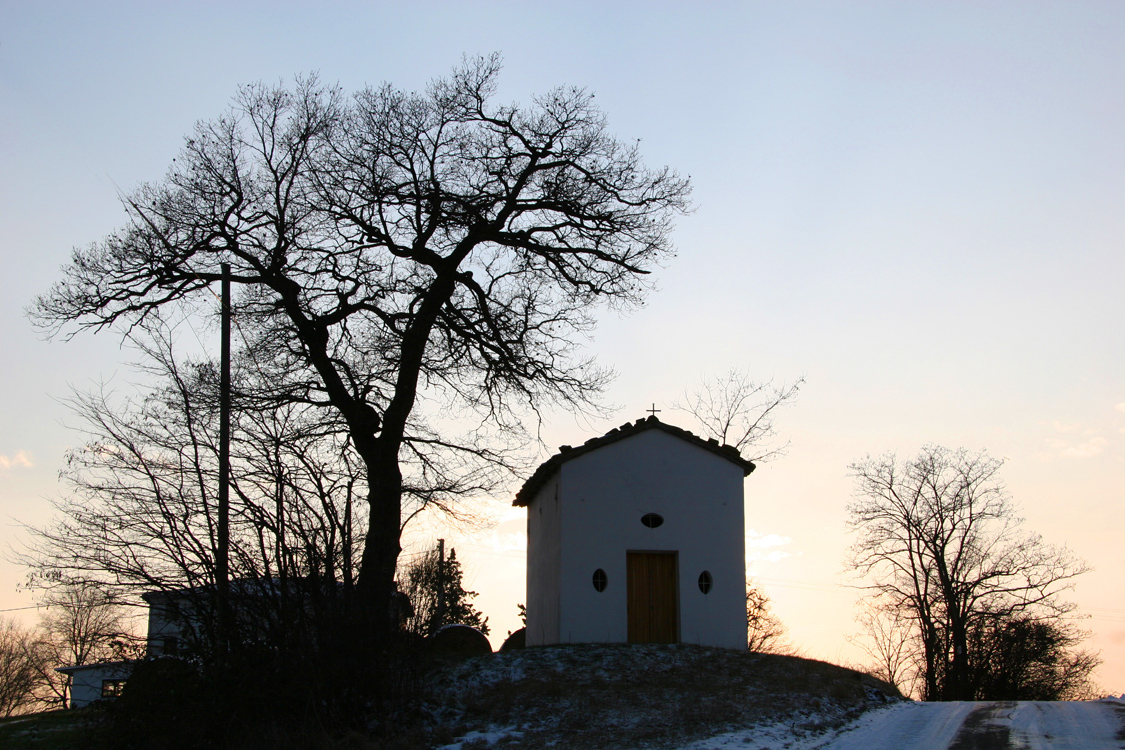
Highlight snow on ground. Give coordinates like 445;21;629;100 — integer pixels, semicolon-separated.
435;725;523;750
674;699;1125;750
433;697;1124;749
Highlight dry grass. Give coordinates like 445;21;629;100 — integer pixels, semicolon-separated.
0;708;103;750
427;644;901;749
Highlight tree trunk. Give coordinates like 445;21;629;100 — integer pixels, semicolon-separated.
949;615;970;700
356;452;404;645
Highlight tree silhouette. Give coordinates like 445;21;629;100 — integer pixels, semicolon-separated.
400;543;489;637
847;446;1091;700
32;55;691;638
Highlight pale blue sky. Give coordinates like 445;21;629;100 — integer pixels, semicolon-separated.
2;2;1123;689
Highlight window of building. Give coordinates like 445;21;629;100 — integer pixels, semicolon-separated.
102;679;127;698
641;513;664;528
592;568;608;592
698;570;713;594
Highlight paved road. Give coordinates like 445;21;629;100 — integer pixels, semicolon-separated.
822;700;1125;750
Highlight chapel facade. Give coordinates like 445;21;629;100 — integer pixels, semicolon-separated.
515;416;754;650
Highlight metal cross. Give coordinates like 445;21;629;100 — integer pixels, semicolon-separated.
646;403;661;417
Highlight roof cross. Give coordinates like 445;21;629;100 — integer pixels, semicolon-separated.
646;403;661;417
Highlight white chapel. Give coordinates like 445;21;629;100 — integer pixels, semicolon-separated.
515;415;754;650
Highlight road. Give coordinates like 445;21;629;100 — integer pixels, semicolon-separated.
821;700;1125;750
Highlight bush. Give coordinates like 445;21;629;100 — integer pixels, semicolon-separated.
104;635;434;749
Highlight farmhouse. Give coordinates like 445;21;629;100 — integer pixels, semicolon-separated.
56;580;311;708
515;415;755;650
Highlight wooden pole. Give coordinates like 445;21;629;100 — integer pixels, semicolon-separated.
436;538;446;631
217;263;232;655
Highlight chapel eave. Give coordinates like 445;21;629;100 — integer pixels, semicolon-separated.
512;415;756;507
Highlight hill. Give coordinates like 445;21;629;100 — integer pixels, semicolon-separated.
0;645;900;749
427;644;900;749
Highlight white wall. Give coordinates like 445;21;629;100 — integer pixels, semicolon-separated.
62;663;133;708
145;596;188;656
526;428;748;649
525;474;561;646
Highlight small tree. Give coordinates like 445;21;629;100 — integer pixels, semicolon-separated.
35;583;136;707
676;370;802;463
848;606;920;697
746;579;786;653
0;618;41;717
401;542;489;637
970;615;1100;700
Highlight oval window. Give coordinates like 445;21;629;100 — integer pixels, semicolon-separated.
592;568;608;592
698;571;713;594
641;513;664;528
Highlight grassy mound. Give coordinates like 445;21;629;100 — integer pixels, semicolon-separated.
0;709;102;750
1;646;899;749
427;644;901;749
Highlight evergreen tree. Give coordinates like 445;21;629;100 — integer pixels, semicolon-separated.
401;543;489;637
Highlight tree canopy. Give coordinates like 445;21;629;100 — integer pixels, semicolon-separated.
32;55;691;633
846;445;1095;700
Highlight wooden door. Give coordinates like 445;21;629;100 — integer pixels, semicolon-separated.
627;551;678;643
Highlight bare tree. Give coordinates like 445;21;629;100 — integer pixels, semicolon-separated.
0;618;41;717
676;370;802;462
746;578;787;653
848;606;921;697
32;56;691;635
846;446;1090;700
22;327;383;655
33;583;137;708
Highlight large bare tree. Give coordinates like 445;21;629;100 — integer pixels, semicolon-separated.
32;56;691;636
846;445;1091;700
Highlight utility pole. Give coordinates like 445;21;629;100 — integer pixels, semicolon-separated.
216;263;232;655
436;538;446;631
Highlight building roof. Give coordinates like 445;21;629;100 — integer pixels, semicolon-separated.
512;415;756;507
56;660;135;676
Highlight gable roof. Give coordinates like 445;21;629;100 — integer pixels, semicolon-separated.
513;415;756;507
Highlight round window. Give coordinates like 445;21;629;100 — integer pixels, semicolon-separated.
698;570;713;594
641;513;664;528
592;568;608;592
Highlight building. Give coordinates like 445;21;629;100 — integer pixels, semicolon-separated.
56;579;313;708
55;589;197;709
515;415;755;649
55;661;133;709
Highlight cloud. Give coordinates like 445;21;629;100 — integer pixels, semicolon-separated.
746;529;793;564
1116;403;1125;414
466;528;527;556
1047;436;1107;458
0;450;33;470
1052;421;1081;433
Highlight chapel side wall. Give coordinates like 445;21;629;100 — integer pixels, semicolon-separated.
525;474;561;646
557;430;747;649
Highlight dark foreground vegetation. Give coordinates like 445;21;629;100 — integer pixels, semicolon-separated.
0;644;899;750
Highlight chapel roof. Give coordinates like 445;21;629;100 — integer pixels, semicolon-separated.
512;415;756;507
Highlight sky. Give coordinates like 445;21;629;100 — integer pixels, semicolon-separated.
1;1;1123;692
